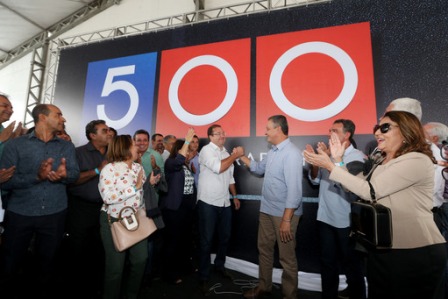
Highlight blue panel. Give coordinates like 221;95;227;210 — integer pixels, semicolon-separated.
80;52;157;143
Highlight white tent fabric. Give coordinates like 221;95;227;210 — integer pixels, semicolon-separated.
213;254;352;292
0;0;96;57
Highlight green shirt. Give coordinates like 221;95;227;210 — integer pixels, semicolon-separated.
141;148;164;177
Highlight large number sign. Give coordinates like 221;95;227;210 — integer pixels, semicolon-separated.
78;22;375;141
256;22;376;135
81;53;157;143
157;38;251;137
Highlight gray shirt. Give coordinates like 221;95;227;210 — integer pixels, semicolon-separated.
309;145;365;228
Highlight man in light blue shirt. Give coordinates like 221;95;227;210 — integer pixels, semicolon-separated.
240;115;302;299
306;119;366;299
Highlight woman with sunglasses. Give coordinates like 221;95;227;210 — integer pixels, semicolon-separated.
304;111;446;299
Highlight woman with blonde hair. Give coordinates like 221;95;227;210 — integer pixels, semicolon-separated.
99;134;158;299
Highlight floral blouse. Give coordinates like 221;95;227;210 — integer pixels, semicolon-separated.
99;161;146;218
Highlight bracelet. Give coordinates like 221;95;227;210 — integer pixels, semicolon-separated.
185;140;190;145
334;161;344;167
232;195;237;199
94;168;100;175
282;218;291;222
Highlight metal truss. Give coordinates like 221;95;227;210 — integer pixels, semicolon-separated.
23;45;48;128
41;39;62;105
44;0;330;108
57;0;330;47
0;0;119;70
16;0;119;124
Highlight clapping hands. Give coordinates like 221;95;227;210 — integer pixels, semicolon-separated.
38;158;68;182
304;132;345;171
0;166;15;183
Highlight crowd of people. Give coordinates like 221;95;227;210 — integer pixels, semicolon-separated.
0;93;447;299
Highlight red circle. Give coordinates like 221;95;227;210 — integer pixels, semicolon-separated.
281;53;344;110
178;65;227;114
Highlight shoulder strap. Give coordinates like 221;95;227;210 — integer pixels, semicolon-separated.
365;161;380;201
367;181;376;201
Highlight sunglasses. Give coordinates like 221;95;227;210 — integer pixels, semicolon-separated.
373;123;397;134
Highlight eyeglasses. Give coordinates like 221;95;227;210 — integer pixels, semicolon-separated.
442;143;448;160
212;132;226;137
441;143;448;180
443;168;448;181
373;123;398;134
0;103;12;109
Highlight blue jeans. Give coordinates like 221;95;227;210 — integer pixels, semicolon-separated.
197;200;232;281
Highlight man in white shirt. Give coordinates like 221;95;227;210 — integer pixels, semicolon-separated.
197;124;243;295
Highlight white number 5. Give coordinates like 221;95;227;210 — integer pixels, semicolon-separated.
98;65;139;129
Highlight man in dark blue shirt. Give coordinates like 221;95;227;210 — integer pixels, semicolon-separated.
0;104;79;297
66;119;112;297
